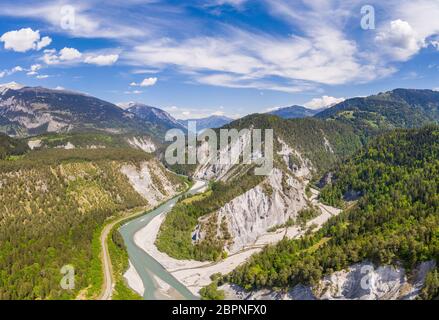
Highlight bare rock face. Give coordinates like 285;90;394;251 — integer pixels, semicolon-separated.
317;263;408;300
222;261;436;300
120;160;181;207
194;129;254;181
27;139;42;150
313;261;436;300
194;134;315;182
195;135;317;254
215;169;307;253
127;136;156;153
277;138;313;179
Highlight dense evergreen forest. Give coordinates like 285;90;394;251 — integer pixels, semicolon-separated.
0;133;28;159
226;126;438;299
0;148;160;299
316;89;439;136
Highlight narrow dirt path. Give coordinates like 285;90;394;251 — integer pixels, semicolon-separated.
98;208;147;300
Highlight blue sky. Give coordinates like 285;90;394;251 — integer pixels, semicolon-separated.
1;0;439;119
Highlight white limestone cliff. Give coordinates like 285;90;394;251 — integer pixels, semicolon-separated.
121;160;180;206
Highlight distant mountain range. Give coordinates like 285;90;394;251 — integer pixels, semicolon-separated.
178;115;234;132
2;84;438;143
121;102;186;131
0;83;235;139
269;89;439;129
268;105;322;119
121;102;233;132
316;88;439;133
0;83;180;140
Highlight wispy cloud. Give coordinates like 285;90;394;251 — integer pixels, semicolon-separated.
2;0;439;94
0;65;25;78
120;0;403;92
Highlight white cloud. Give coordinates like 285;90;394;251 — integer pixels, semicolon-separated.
27;64;42;76
375;19;425;61
31;64;42;71
304;95;345;110
124;90;143;94
42;47;82;65
41;48;119;69
196;73;316;93
205;0;248;16
12;66;23;72
36;74;49;79
131;68;160;74
2;0;438;94
0;2;151;41
0;28;51;52
123;3;395;93
392;0;439;41
59;47;82;61
42;49;61;65
0;65;25;78
84;54;119;66
130;77;158;87
36;36;52;50
163;105;230;119
213;0;247;6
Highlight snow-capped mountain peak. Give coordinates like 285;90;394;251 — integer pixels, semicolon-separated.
0;82;25;94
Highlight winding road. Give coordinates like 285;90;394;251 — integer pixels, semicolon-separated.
98;208;147;300
99;221;113;300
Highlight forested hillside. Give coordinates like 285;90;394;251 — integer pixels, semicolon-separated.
316;89;439;136
25;132;158;152
0;148;183;299
224;114;362;173
226;126;438;298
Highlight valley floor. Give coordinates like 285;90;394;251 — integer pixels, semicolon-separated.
126;183;341;297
